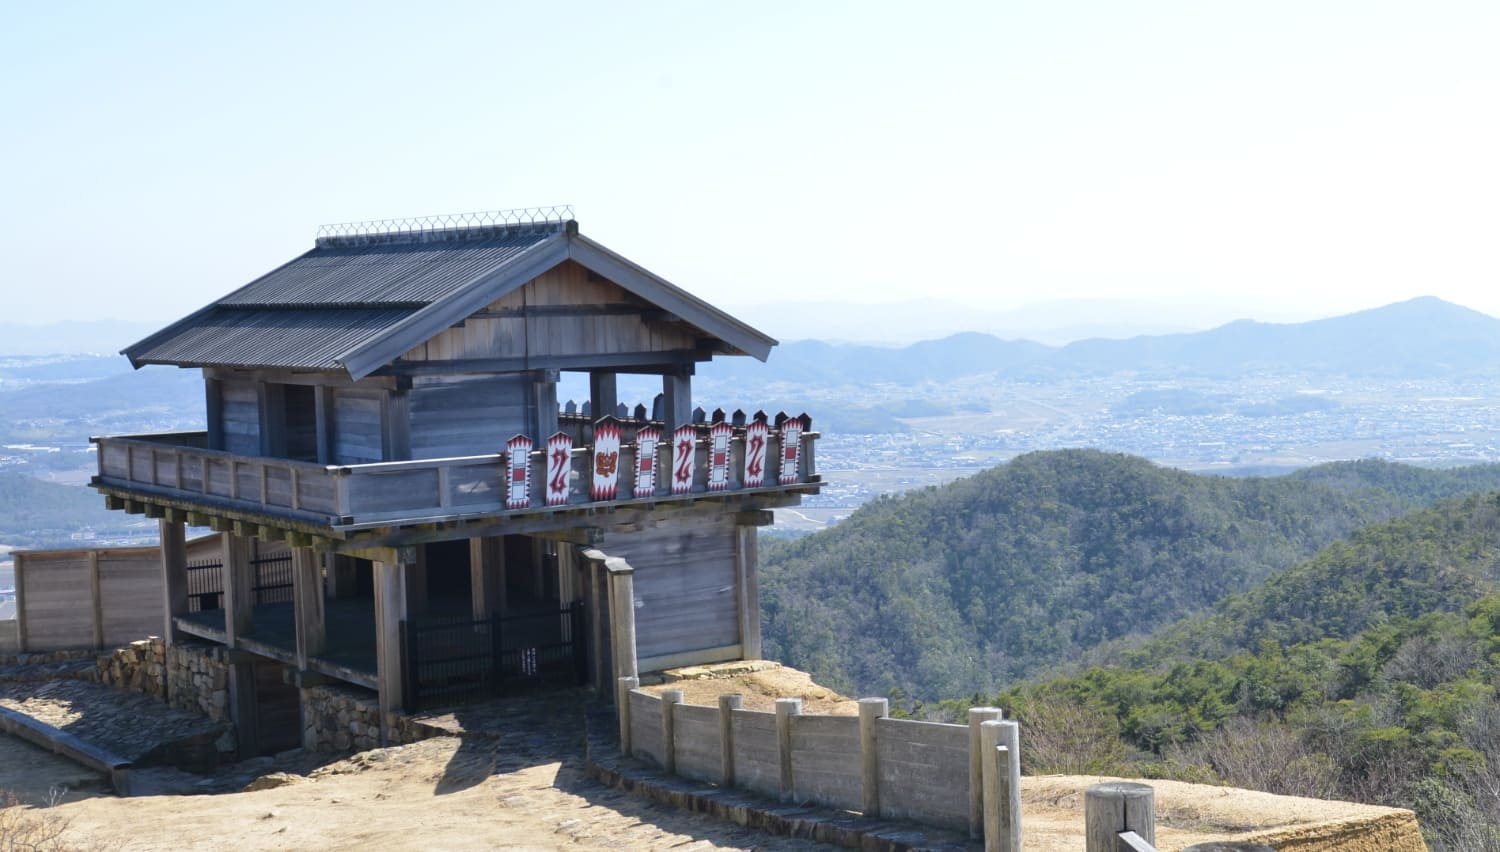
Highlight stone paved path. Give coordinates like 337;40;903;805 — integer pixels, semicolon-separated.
0;679;229;764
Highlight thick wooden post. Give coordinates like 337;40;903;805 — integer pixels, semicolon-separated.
601;555;637;680
222;533;254;645
859;697;888;816
589;371;618;422
719;694;742;786
469;536;505;619
968;706;1003;839
617;676;639;756
404;545;428;619
661;371;692;433
1085;782;1155;852
660;689;683;774
158;519;188;646
735;525;762;659
373;552;412;742
590;557;610;690
776;697;801;803
981;719;1022;852
291;546;326;671
327;554;360;600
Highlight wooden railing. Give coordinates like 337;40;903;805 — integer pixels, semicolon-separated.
92;417;818;530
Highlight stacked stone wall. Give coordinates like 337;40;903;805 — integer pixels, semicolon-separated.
95;638;167;699
301;683;434;752
166;641;232;724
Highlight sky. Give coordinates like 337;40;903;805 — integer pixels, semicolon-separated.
3;1;1498;329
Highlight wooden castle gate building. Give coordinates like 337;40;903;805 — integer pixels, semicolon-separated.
91;209;819;748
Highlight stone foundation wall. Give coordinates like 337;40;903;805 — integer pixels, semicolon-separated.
166;641;232;724
0;648;101;668
96;638;167;699
301;683;433;752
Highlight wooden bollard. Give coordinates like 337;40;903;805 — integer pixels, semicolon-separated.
775;698;801;802
617;676;639;756
719;694;741;787
1085;782;1155;852
981;720;1022;852
968;707;1002;840
859;697;888;817
660;689;683;774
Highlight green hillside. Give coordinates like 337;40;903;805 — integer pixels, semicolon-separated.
761;451;1500;701
0;472;132;545
964;494;1500;850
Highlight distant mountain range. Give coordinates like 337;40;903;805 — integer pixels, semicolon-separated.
0;320;157;356
701;296;1500;385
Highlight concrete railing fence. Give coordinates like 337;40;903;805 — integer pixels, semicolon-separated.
619;679;1023;851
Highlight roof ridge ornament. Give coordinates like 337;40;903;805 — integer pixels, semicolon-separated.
315;205;575;247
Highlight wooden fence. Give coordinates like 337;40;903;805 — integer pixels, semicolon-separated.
618;679;1023;852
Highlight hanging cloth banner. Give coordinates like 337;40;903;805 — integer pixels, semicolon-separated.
671;423;697;495
779;417;803;485
708;421;733;491
546;432;573;506
592;418;622;501
743;418;769;488
634;425;660;498
506;434;533;509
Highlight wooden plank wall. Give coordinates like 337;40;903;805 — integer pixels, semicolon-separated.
629;690;665;766
16;552;94;650
0;620;18;653
96;552;165;647
220;378;261;456
599;516;739;661
399;261;699;364
875;716;971;832
409;374;533;457
671;702;722;784
791;714;863;812
332;387;386;463
730;708;781;799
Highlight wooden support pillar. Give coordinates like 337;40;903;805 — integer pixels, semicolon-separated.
469;536;505;619
158;519;188;646
589;557;610;690
313;385;332;464
661;371;691;433
374;552;413;742
228;662;259;759
204;377;225;451
533;369;559;442
589;371;618;420
222;532;254;646
735;525;762;660
291;546;326;671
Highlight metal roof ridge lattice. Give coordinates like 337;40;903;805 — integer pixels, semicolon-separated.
315;206;575;248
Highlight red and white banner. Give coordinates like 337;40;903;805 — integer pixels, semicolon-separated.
592;419;622;501
779;418;802;485
634;425;660;498
743;419;769;488
671;423;697;495
545;432;573;506
506;434;533;509
708;421;733;491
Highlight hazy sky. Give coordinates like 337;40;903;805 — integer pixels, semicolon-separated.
4;2;1498;327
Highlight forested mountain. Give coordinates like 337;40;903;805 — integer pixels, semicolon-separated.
760;451;1500;701
967;493;1500;850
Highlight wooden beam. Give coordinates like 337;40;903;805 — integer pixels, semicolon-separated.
104;496;125;511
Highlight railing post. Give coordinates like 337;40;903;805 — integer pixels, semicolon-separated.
1086;782;1155;852
617;676;639;756
968;707;1003;839
859;697;888;817
719;694;741;787
981;719;1023;852
776;697;801;803
661;689;683;775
